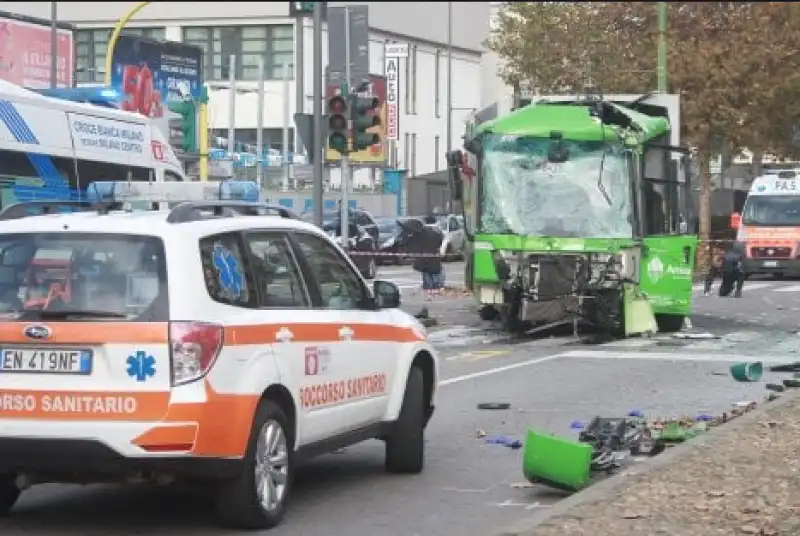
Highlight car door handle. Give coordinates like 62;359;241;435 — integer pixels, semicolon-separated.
275;327;294;343
339;326;354;341
683;246;691;264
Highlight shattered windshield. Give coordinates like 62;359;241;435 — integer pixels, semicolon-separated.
479;134;633;239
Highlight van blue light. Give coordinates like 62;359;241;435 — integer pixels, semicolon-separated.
84;180;261;205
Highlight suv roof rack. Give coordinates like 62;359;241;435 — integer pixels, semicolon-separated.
0;200;118;221
166;201;301;224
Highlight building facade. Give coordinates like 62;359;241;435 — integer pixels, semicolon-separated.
0;1;491;189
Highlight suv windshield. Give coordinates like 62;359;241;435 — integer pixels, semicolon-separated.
480;134;633;238
742;195;800;226
0;233;168;321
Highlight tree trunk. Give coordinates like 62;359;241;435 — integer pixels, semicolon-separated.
751;148;764;179
698;152;712;272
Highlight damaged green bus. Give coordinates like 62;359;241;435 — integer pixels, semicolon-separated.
448;93;697;336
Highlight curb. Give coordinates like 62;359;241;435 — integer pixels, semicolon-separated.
497;390;800;536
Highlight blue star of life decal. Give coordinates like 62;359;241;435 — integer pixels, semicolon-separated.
212;244;244;297
126;350;156;382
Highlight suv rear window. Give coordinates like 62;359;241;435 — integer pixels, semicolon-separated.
0;233;168;322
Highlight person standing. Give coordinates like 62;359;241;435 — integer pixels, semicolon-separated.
400;218;443;300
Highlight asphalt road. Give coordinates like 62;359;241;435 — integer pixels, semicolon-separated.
4;264;800;535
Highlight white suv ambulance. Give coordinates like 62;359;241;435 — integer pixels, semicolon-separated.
0;181;439;529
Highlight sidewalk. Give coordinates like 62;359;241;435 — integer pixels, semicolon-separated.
506;393;800;536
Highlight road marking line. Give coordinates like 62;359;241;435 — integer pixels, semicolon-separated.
446;350;509;362
441;355;564;386
771;284;800;292
742;282;774;291
557;349;790;363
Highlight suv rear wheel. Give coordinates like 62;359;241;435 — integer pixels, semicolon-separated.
216;400;294;529
385;366;425;474
0;476;20;517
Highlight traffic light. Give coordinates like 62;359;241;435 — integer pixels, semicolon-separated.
289;2;315;15
350;95;381;152
327;94;349;155
167;100;197;154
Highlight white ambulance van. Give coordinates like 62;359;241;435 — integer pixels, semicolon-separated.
0;80;188;209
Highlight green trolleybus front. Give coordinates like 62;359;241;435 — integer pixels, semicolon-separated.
448;95;697;336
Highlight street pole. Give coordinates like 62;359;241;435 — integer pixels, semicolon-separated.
445;1;453;209
282;63;291;191
227;55;236;171
49;2;58;88
295;14;305;155
312;2;324;227
340;6;351;251
104;1;151;86
256;56;265;193
657;2;668;93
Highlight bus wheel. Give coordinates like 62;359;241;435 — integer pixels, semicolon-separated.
478;305;498;321
655;314;685;333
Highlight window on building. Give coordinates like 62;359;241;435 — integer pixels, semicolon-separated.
404;43;416;115
210;128;295;154
182;25;294;81
404;133;410;171
435;50;441;118
411;45;418;115
411;133;417;177
75;27;166;84
434;135;440;172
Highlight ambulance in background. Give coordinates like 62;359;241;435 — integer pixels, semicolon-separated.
0;80;187;209
730;170;800;278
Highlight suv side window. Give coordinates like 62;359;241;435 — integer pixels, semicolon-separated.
244;232;309;308
292;232;368;310
355;211;370;226
199;232;256;307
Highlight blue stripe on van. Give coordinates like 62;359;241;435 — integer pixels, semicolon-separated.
0;99;75;201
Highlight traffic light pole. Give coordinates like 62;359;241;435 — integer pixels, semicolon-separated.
312;2;324;227
340;6;352;251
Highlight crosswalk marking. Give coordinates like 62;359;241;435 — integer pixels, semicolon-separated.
771;284;800;292
558;349;791;363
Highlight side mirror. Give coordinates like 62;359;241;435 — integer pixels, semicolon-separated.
373;280;401;309
730;212;741;230
446;150;463;202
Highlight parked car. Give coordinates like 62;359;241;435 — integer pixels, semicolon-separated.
425;214;465;261
308;211;378;279
375;216;421;265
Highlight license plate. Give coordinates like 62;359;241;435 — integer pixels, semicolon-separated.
0;349;93;374
763;261;778;268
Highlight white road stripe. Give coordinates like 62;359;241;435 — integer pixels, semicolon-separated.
440;355;565;386
557;349;790;363
770;284;800;292
740;282;774;291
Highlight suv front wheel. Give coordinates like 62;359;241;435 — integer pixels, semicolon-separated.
216;400;294;529
385;366;425;474
0;476;20;517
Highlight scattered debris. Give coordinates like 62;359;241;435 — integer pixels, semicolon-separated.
485;436;523;449
475;428;487;438
621;512;645;519
768;361;800;373
672;331;719;340
477;402;511;410
730;361;763;382
510;482;536;489
766;383;786;392
783;378;800;388
705;490;726;497
420;317;438;327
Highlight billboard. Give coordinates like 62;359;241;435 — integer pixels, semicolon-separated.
110;35;203;120
325;73;387;166
0;14;73;88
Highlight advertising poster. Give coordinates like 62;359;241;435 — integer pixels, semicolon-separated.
384;57;399;141
325;73;387;166
0;15;73;88
110;34;203;120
